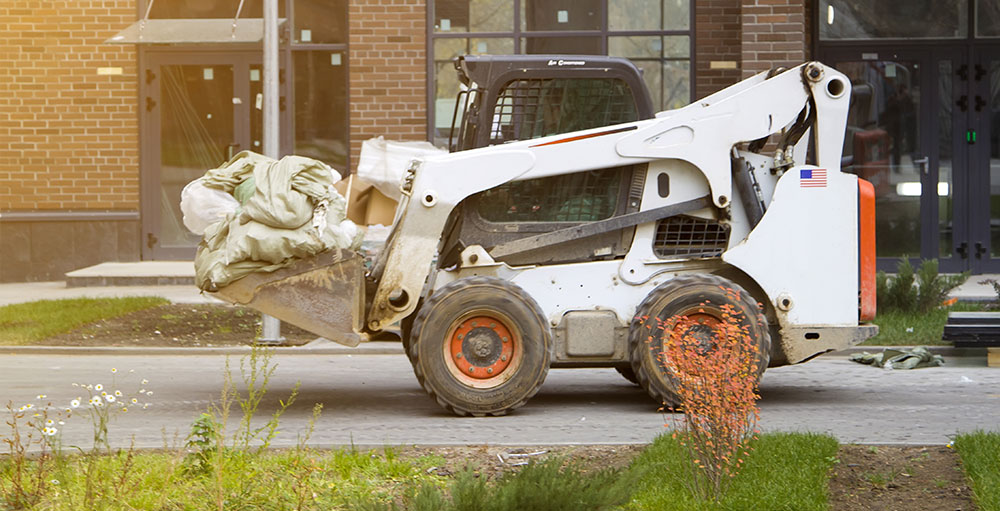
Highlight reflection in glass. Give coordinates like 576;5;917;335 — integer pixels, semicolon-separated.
434;0;513;32
293;51;348;169
608;0;689;30
432;38;515;146
990;60;1000;256
837;60;922;257
977;0;1000;37
292;0;347;44
523;37;602;55
608;36;689;59
160;65;233;247
939;61;954;258
521;0;601;31
819;0;967;40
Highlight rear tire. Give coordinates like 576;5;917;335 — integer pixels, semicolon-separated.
409;277;551;416
629;274;770;409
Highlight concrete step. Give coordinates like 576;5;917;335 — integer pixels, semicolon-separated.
65;261;194;287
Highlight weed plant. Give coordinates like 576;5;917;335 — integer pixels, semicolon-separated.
876;258;968;314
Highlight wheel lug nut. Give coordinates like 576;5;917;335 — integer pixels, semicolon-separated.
471;321;477;327
501;355;507;361
502;337;508;343
457;334;463;340
487;368;493;374
490;323;496;328
468;367;475;373
456;352;462;359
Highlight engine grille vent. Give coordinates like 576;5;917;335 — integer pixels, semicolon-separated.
653;215;729;259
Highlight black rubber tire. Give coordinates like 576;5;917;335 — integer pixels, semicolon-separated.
615;365;640;385
629;274;771;409
408;276;551;417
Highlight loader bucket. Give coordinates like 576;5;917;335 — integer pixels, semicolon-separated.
211;248;367;347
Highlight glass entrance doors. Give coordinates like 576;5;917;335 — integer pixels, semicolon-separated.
823;45;1000;273
142;53;270;259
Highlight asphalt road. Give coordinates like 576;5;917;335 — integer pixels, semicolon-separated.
1;351;997;449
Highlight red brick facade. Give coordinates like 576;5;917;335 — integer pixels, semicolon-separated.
0;0;139;211
741;0;808;78
348;0;428;167
694;0;742;99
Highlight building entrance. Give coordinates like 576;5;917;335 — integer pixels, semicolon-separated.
140;52;274;259
822;44;1000;273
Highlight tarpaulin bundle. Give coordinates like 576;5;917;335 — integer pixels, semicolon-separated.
187;151;361;291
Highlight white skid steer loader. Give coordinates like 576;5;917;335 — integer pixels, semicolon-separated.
214;61;878;417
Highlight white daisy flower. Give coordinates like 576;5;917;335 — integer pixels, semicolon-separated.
89;396;102;406
70;399;81;408
141;379;149;385
42;427;57;436
114;390;122;397
105;395;116;403
121;407;128;413
36;394;46;399
50;479;59;485
146;391;153;396
94;384;103;391
130;398;138;404
46;419;54;426
111;368;117;373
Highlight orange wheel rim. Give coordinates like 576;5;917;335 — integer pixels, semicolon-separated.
446;314;519;388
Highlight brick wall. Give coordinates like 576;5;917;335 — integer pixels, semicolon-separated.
694;0;742;99
0;0;139;211
348;0;427;172
741;0;807;78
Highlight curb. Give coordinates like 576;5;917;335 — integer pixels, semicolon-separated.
828;346;984;358
0;341;406;356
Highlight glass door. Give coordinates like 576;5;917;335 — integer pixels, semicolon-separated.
822;49;940;270
142;53;266;259
968;45;1000;272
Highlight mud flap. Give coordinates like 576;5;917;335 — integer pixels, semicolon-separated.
211;249;367;347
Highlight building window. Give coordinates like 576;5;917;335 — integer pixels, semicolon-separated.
429;0;693;147
289;0;349;170
819;0;968;40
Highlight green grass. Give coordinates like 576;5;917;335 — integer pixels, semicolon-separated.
2;447;449;510
863;302;985;346
954;431;1000;511
626;432;839;511
0;297;169;345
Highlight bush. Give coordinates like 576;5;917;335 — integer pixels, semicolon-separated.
877;258;968;314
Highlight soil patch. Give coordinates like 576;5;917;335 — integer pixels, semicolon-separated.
393;444;645;481
828;445;974;511
40;304;317;347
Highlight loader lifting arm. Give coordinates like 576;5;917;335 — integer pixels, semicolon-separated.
365;62;852;333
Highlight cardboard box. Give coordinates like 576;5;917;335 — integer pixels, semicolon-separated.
334;174;398;226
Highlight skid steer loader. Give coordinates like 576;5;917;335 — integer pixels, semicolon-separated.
214;60;878;417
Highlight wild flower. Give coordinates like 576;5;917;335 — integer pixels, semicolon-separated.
114;390;122;397
105;395;116;403
70;399;81;408
94;384;103;391
36;394;46;400
111;368;118;373
89;396;103;407
42;427;57;436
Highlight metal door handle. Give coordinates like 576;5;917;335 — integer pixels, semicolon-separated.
913;157;929;175
227;143;241;159
958;242;969;259
976;242;988;258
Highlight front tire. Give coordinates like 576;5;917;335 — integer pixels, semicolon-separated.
409;277;551;416
629;274;770;409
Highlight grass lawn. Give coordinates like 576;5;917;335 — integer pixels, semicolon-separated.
0;297;168;345
863;302;986;346
954;431;1000;511
626;432;839;511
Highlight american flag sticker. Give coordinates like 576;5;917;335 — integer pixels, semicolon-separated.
800;168;827;188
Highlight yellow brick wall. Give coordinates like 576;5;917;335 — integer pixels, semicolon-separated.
0;0;138;211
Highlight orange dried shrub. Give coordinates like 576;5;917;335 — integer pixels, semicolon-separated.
654;298;761;501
